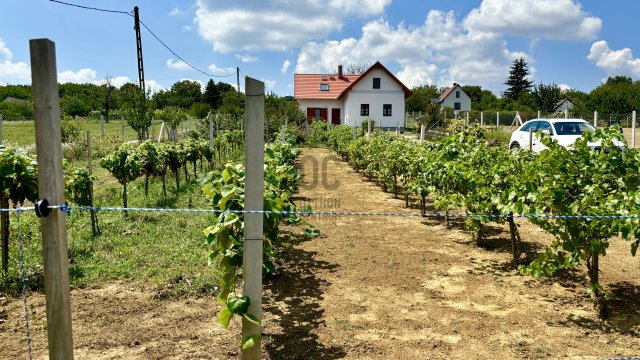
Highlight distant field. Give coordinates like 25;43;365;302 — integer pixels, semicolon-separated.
1;118;199;147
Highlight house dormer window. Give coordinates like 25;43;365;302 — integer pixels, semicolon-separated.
373;78;381;89
320;83;329;91
456;90;460;98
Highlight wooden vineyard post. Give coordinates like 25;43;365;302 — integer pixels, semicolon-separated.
100;115;104;137
537;110;541;119
367;119;372;137
1;193;8;275
529;128;533;151
496;112;500;130
565;109;569;119
594;111;598;128
281;125;286;143
86;131;98;236
633;111;637;148
30;38;74;359
0;114;3;145
151;115;155;140
243;77;264;360
121;116;125;140
420;125;425;144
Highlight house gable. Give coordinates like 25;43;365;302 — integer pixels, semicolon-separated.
438;83;471;111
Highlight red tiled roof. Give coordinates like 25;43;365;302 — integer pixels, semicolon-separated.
294;61;413;100
294;74;359;99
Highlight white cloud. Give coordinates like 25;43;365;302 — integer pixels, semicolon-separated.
58;68;97;83
208;63;236;76
463;0;601;41
183;25;192;31
587;40;640;79
263;79;276;89
145;80;164;94
194;0;391;52
169;7;185;16
0;38;30;83
95;76;132;88
295;11;526;91
558;83;572;91
166;58;191;71
236;54;258;63
281;59;291;74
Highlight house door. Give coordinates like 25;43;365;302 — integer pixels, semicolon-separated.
331;108;341;125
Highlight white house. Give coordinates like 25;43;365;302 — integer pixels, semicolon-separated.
438;83;471;111
294;62;412;128
554;98;575;113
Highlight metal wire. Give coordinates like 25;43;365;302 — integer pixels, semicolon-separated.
0;204;637;220
17;209;33;360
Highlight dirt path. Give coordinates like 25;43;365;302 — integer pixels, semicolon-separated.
269;147;640;359
1;147;639;359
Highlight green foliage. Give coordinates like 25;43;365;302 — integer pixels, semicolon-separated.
60;116;81;143
504;57;533;100
405;85;440;113
202;139;309;348
120;87;152;141
531;83;562;113
517;128;640;315
325;123;640;317
0;146;38;206
0;100;33;120
308;121;328;144
63;164;93;206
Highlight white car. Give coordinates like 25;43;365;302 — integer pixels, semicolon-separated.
508;118;624;152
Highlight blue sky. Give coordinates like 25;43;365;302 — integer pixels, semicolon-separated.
1;0;640;97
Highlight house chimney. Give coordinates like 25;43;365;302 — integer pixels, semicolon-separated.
338;65;343;78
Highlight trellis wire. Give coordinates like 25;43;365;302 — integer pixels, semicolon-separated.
1;205;640;220
17;209;33;360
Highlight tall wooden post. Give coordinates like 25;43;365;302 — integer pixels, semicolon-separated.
420;125;425;144
100;115;104;137
0;114;3;145
537;110;541;119
496;112;500;130
367;119;371;137
151;115;155;140
565;109;569;119
281;125;286;143
1;194;8;275
480;112;484;127
594;111;598;128
30;38;74;359
243;77;264;360
632;111;636;148
121;115;125;139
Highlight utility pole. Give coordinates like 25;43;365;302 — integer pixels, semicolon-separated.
236;67;240;93
134;6;145;92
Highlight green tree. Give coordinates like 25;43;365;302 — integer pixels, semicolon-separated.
586;76;639;114
167;80;202;109
120;86;152;140
203;79;220;109
532;83;562;113
405;85;440;113
504;57;533;100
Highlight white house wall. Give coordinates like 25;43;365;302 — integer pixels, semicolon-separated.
343;69;405;128
441;88;471;111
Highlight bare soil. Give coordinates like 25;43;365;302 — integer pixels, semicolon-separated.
2;147;639;359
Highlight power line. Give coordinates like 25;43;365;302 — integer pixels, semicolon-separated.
138;19;236;78
47;0;132;15
47;0;237;80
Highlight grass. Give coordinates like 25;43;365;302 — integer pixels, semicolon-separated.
1;118;200;147
0;149;244;298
